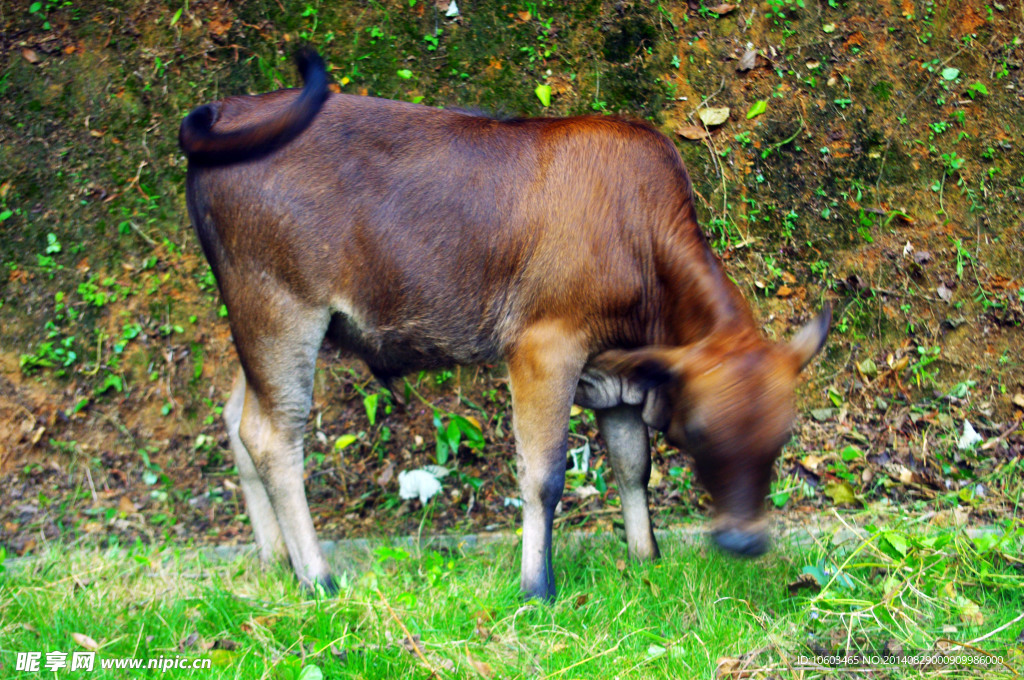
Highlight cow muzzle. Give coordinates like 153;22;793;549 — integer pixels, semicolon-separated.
710;516;769;557
711;526;769;557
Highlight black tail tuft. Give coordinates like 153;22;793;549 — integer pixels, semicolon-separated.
179;47;330;166
295;47;325;82
179;104;218;145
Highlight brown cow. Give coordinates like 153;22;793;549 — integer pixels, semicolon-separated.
180;49;829;601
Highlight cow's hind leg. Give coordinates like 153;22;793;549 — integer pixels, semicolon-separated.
231;299;334;592
508;322;586;601
596;405;660;560
224;367;287;562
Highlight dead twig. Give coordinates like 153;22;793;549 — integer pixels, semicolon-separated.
375;588;442;679
980;419;1022;452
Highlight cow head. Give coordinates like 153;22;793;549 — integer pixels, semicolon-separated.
595;305;831;557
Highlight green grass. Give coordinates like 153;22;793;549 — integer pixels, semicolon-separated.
2;517;1022;678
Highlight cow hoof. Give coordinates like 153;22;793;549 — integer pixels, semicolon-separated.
306;573;339;597
521;581;556;603
712;527;769;557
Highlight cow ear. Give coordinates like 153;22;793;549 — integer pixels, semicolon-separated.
590;347;680;391
789;303;832;371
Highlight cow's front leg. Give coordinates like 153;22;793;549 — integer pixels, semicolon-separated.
507;322;585;601
596;405;660;560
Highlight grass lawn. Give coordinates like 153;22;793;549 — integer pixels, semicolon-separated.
2;514;1022;679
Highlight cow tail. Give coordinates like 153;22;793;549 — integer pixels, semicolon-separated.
178;47;329;165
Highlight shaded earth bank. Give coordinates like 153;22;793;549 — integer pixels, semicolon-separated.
1;0;1022;560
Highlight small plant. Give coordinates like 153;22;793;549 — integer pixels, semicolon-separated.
37;232;62;272
941;151;965;175
769;474;813;508
433;411;484;465
781;209;798;242
77;276;111;307
765;0;804;25
758;254;785;294
28;0;68;30
423;29;442;51
667;465;694;495
20;335;77;375
908;345;941;387
966;82;988;99
298;4;318;40
856;209;874;243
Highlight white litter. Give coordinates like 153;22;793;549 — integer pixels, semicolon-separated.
567;440;591;473
446;0;460;17
421;464;450;479
958;420;983;450
398;469;443;504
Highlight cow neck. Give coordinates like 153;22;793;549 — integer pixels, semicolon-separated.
650;220;756;348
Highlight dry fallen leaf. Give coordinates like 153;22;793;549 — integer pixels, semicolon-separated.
118;496;135;515
824;480;857;506
709;3;737;14
786;573;821;595
716;656;742;678
208;18;232;36
376;460;394;487
800;454;823;471
737;47;757;71
698;107;730;127
467;654;494;678
399;633;426;657
547;74;574;96
72;633;100;651
675;124;711;140
22;49;41;64
179;632;200;650
647;465;663;488
957;595;985;626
